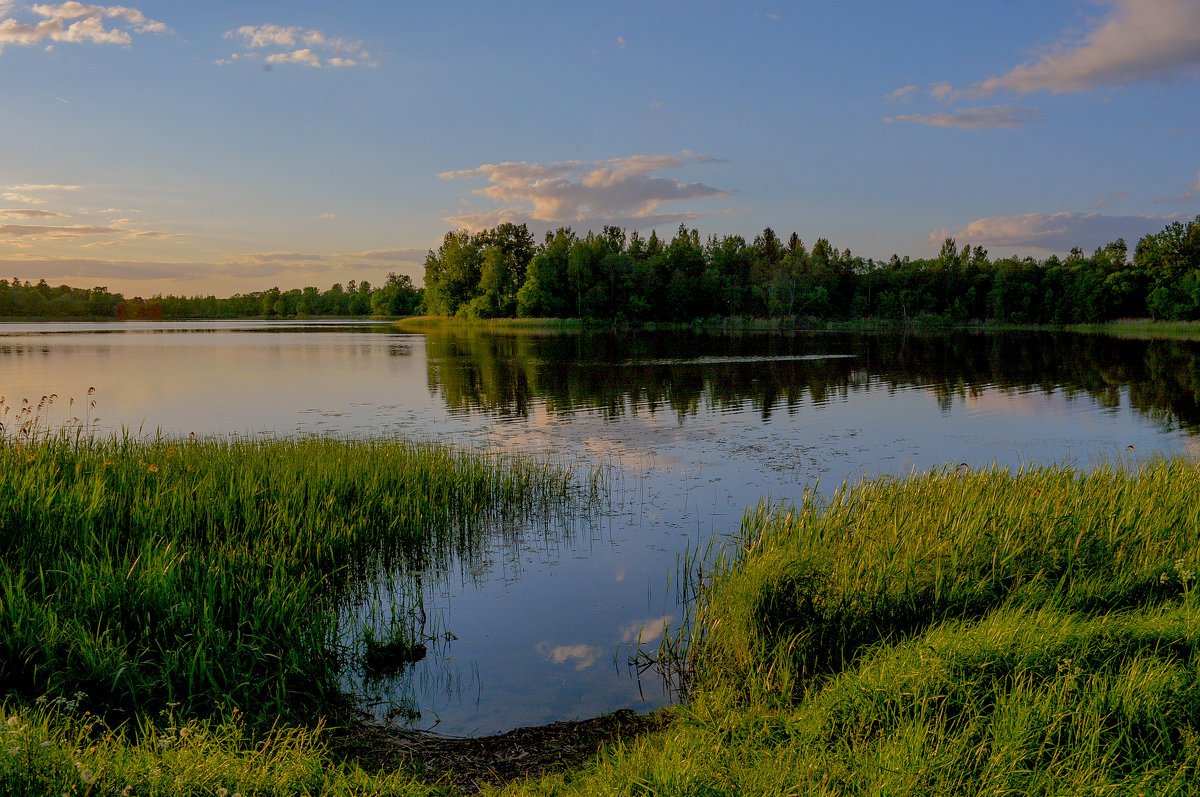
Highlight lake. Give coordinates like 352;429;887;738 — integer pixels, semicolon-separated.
3;320;1198;735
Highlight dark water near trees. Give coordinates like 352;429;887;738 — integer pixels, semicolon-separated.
3;320;1198;735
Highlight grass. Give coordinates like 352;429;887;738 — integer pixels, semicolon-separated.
1067;319;1200;340
0;427;590;727
4;428;1200;793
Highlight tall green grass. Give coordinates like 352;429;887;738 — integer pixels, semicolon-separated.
0;433;588;724
499;459;1200;796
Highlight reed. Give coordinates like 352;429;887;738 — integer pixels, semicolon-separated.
0;430;589;726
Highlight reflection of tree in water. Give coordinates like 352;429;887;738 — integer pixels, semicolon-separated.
422;329;1200;434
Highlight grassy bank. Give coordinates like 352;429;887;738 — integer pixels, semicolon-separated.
502;458;1200;795
5;456;1199;794
398;313;1200;341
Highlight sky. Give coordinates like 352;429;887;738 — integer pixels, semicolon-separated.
2;0;1199;297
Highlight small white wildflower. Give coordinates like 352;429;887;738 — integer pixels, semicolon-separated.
1160;572;1170;584
39;742;52;748
80;770;94;785
218;788;229;797
122;787;133;797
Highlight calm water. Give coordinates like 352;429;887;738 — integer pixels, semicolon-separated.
4;320;1199;735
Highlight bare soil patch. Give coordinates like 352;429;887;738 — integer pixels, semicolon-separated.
335;709;670;793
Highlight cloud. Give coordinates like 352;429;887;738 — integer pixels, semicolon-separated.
884;84;919;104
0;208;67;218
618;615;674;645
1089;190;1130;209
929;82;958;102
616;35;626;49
884;105;1042;129
927;211;1177;252
355;247;427;262
536;643;601;671
265;48;319;68
970;0;1200;96
440;151;733;231
1155;169;1200;203
3;184;81;204
8;183;82;191
0;2;167;52
236;251;328;265
0;223;119;241
0;254;212;281
223;24;371;68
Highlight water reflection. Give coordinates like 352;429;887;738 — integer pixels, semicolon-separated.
423;329;1200;432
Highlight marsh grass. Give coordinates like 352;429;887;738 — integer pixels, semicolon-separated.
0;428;590;726
496;459;1200;796
1068;319;1200;340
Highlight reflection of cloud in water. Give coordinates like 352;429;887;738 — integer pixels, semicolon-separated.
537;643;602;670
626;354;856;366
619;615;674;644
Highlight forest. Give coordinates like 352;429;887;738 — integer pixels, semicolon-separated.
0;272;422;320
423;215;1200;324
2;216;1197;323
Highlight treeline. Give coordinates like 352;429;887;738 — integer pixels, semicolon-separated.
0;273;423;320
423;216;1200;323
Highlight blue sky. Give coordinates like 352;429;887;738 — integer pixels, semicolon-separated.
2;0;1199;296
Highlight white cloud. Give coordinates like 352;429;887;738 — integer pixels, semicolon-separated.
229;23;297;48
884;84;918;104
616;35;626;49
884;105;1042;130
440;151;732;231
223;23;370;68
265;48;320;68
971;0;1200;96
0;2;167;51
0;208;66;218
1155;169;1200;203
928;211;1177;252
